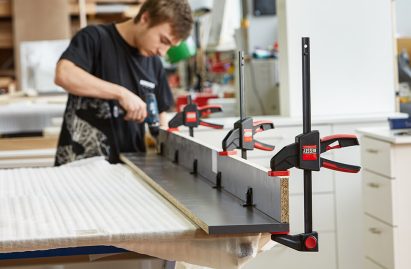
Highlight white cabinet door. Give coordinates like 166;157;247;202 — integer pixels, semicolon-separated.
333;122;387;269
364;215;396;269
362;137;393;178
364;258;386;269
288;193;335;233
363;170;397;226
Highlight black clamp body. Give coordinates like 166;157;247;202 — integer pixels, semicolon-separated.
270;132;361;174
273;232;319;252
269;132;361;252
220;117;275;156
168;96;224;136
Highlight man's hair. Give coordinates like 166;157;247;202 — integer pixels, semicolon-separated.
134;0;193;41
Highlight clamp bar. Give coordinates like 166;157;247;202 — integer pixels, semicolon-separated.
302;37;313;236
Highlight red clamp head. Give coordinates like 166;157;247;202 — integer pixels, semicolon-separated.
268;170;290;177
218;150;237;156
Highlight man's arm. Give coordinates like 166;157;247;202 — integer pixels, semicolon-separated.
55;59;147;122
159;112;168;127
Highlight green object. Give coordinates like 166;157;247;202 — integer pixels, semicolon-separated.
166;37;196;64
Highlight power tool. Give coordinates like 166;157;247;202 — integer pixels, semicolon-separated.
112;83;160;137
145;92;160;137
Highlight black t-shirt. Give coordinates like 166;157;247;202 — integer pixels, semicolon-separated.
55;23;173;166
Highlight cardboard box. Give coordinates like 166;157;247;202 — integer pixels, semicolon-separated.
397;37;411;58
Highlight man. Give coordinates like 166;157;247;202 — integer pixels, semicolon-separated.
54;0;193;165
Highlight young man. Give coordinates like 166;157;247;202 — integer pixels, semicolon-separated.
54;0;193;165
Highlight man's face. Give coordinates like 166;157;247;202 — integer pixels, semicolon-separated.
135;14;180;57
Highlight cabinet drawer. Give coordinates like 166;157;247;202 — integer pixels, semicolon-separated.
364;258;386;269
364;215;395;269
363;170;397;225
361;137;392;177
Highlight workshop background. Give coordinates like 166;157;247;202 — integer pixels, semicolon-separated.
0;0;410;269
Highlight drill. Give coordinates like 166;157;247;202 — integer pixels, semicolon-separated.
144;92;160;137
112;90;160;137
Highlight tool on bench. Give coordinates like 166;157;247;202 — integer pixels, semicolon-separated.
113;81;160;137
168;95;224;137
269;37;361;252
144;92;160;137
220;51;275;159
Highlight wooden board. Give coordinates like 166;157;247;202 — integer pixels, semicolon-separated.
0;136;57;151
121;152;289;235
0;0;11;17
0;21;12;48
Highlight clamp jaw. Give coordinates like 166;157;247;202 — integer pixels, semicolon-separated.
220;117;275;156
168;96;224;136
269;132;361;175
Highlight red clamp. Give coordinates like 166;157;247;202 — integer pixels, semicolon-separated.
269;132;361;175
168;96;224;137
221;117;275;155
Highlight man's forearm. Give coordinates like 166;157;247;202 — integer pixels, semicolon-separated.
159;112;168;127
55;59;124;100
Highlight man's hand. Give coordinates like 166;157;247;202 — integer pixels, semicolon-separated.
118;88;147;122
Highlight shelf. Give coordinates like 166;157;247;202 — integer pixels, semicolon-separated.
0;0;11;17
0;21;12;48
0;0;141;18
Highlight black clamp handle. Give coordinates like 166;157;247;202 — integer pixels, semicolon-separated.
270;133;361;174
220;118;275;156
168;96;223;136
253;120;275;151
320;134;361;173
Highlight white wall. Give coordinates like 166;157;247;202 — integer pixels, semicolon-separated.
396;0;411;36
246;0;278;52
278;0;396;117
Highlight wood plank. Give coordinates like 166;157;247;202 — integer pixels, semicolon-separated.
0;136;57;151
121;152;289;234
0;21;12;48
69;3;97;15
0;0;11;17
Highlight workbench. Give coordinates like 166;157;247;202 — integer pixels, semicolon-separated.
0;157;273;269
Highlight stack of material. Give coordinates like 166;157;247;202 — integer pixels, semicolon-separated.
0;157;271;269
0;102;65;134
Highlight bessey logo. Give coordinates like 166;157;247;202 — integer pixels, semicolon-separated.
302;145;317;160
244;129;253;142
186;112;197;123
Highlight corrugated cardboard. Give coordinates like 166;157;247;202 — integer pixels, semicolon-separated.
397;37;411;59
